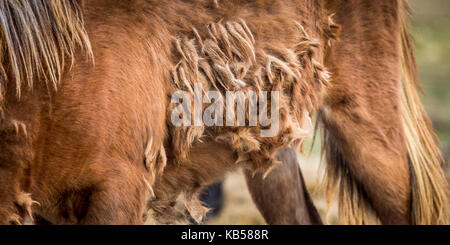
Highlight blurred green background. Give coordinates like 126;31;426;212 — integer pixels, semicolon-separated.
411;0;450;151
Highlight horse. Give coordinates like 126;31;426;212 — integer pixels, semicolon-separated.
0;0;447;225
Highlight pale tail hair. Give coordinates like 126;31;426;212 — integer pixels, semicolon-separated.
399;0;449;225
0;0;92;98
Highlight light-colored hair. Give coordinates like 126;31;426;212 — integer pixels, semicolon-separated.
399;0;449;225
0;0;92;98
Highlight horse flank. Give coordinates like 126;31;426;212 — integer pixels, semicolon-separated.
0;0;92;98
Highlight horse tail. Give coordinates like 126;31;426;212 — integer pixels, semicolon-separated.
399;0;449;225
319;126;376;225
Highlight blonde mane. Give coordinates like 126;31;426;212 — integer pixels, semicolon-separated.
0;0;92;98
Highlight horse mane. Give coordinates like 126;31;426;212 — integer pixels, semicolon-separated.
0;0;92;98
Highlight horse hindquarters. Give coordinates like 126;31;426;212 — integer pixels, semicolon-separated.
321;0;449;224
321;0;411;225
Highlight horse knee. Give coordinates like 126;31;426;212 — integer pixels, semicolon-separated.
79;180;148;225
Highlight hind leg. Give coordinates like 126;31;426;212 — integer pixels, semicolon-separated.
245;147;323;225
321;45;412;224
323;0;413;225
320;107;411;224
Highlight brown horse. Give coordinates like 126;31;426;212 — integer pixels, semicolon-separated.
0;0;447;225
320;0;449;224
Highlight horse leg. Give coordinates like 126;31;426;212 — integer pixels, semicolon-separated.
320;106;411;225
0;167;22;224
78;170;149;225
33;215;53;225
244;147;323;225
320;0;418;225
0;121;34;224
